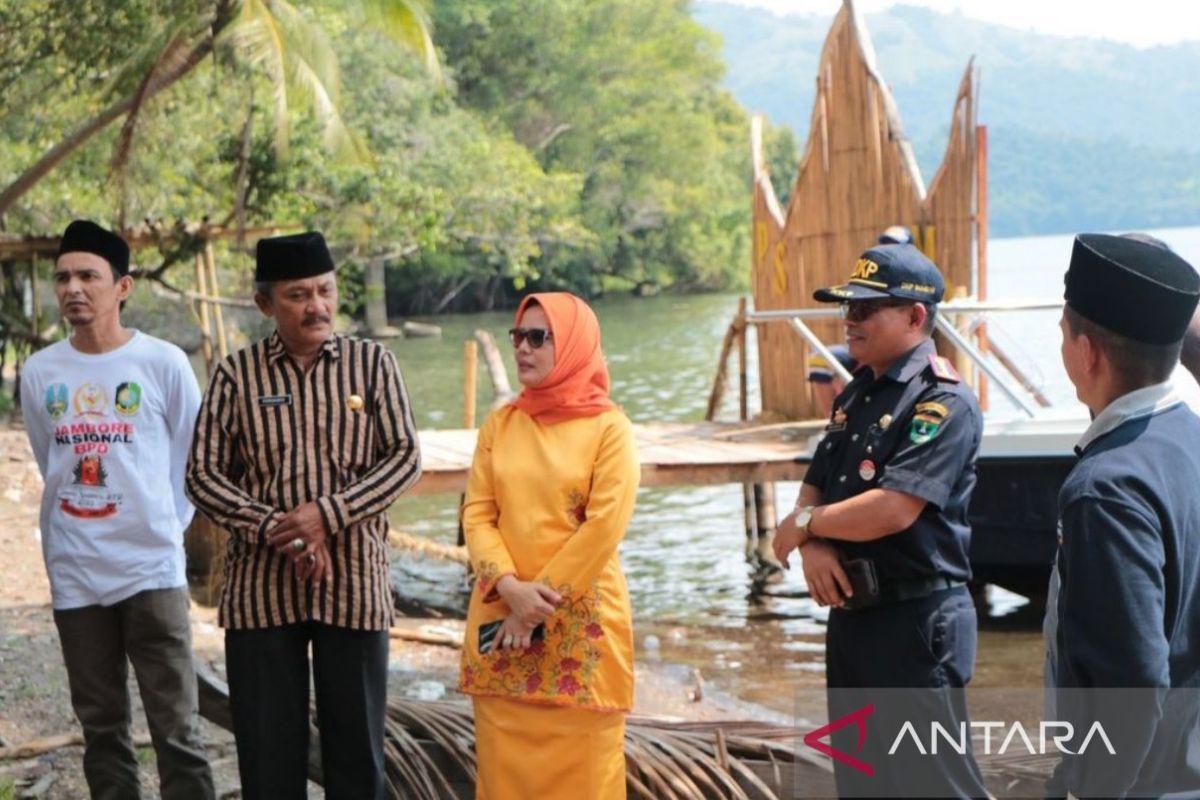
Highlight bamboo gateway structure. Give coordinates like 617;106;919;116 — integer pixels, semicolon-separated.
750;0;983;420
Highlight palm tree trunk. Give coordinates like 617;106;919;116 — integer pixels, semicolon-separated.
363;257;392;336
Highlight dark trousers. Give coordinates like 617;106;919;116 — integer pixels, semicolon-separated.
225;623;389;800
53;587;214;800
825;585;987;799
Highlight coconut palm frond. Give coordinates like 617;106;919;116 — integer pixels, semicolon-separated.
98;12;205;102
358;0;443;86
269;0;367;159
219;0;365;159
268;0;342;110
198;658;813;800
377;698;810;800
220;0;292;157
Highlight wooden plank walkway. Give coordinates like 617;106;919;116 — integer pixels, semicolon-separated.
411;421;822;496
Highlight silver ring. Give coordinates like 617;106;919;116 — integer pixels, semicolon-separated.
306;553;316;565
291;537;305;552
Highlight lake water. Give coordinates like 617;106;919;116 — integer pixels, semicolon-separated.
387;224;1200;716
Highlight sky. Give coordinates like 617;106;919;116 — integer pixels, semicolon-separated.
723;0;1200;48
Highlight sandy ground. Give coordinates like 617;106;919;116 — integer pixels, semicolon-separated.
0;425;758;798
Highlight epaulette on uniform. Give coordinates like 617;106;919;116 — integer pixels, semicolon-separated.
927;354;961;383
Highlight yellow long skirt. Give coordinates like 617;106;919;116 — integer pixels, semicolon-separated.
473;696;627;800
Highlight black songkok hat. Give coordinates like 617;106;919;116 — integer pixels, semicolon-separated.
57;220;130;276
1064;233;1200;345
255;232;335;282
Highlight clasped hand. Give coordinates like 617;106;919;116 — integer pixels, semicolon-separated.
264;501;330;584
489;576;562;652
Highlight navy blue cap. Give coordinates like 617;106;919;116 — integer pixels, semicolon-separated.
255;232;335;282
814;243;945;304
1065;233;1199;345
57;220;130;276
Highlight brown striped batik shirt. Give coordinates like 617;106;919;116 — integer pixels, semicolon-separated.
186;332;421;631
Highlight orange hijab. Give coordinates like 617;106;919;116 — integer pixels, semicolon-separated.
510;293;617;425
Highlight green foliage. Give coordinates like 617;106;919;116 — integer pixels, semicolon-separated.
433;0;754;295
1;0;759;321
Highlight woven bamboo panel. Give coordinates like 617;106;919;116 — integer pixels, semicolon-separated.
751;0;978;419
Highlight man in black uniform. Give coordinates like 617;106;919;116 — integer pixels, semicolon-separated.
774;243;987;797
1048;234;1200;798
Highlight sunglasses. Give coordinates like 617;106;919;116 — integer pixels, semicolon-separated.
840;299;914;322
508;327;554;349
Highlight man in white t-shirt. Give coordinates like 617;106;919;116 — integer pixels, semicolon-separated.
20;220;213;799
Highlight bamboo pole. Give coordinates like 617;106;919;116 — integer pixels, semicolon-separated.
752;482;778;572
733;297;764;565
951;285;974;388
462;340;478;429
736;297;748;422
473;329;512;402
988;340;1052;408
193;251;214;376
975;124;990;410
458;339;481;547
203;241;228;359
0;222;296;260
29;253;39;340
705;317;741;421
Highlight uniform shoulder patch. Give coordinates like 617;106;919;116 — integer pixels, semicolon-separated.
909;413;943;444
914;401;949;418
927;354;960;383
910;399;951;444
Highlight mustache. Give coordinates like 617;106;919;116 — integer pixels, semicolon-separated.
302;314;332;326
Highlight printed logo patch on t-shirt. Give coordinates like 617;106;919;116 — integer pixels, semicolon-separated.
114;382;142;416
58;455;121;519
73;383;107;417
45;383;68;420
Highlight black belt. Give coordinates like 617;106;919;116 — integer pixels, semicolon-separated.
845;575;965;610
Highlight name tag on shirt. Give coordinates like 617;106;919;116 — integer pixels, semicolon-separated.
258;394;292;407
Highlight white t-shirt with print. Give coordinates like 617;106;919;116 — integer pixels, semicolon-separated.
20;331;201;609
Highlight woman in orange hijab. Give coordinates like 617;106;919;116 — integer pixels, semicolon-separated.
459;293;639;799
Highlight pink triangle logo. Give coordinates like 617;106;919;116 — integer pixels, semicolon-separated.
803;703;876;776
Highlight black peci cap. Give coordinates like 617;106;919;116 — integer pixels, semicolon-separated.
255;232;335;283
1064;233;1200;345
57;220;130;276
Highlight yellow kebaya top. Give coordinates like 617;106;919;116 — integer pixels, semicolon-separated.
458;405;639;711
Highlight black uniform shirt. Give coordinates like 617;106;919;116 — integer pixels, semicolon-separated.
803;338;983;582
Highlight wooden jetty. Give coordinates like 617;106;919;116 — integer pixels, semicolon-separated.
410;421;820;497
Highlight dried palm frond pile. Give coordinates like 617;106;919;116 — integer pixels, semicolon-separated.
376;699;830;800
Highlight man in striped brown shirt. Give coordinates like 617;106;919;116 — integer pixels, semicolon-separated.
186;232;421;800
